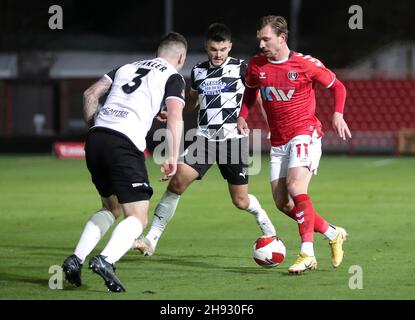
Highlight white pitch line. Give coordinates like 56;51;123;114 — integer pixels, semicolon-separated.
369;158;399;167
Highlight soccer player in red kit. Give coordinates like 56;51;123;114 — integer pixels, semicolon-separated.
237;16;352;274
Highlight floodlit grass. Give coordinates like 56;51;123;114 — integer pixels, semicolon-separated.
0;155;414;300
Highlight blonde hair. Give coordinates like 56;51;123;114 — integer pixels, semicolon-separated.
258;16;289;38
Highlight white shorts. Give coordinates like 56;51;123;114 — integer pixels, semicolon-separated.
269;130;322;182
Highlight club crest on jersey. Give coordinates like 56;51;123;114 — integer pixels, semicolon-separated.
287;70;298;81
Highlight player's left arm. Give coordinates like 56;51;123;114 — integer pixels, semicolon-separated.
311;62;352;140
161;98;184;181
184;89;199;112
160;74;185;181
329;79;352;140
156;89;197;123
83;76;112;128
184;65;201;113
157;83;198;126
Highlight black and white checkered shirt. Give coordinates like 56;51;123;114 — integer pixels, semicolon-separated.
191;57;247;141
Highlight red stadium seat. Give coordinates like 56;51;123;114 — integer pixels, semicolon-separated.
247;79;415;153
316;79;415;132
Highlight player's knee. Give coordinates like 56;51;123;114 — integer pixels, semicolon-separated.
102;196;123;218
104;202;122;219
232;195;249;210
125;212;148;228
140;216;148;229
286;180;303;197
109;207;123;219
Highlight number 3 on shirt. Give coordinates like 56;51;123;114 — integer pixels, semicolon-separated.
122;68;151;94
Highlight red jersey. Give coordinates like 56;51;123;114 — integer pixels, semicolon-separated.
243;51;336;146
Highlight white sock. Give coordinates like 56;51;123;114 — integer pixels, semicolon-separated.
324;224;339;241
101;216;143;264
146;190;180;248
74;209;115;264
300;242;315;256
246;194;276;236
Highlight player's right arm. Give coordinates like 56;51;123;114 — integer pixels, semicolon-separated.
83;76;112;128
237;58;260;135
256;92;271;139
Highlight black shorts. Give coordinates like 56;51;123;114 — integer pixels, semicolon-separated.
85;127;153;204
182;136;249;185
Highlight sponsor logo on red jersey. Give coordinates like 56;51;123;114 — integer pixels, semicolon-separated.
260;86;295;102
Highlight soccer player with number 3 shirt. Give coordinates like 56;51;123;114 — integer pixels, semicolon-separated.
237;16;352;274
61;32;188;291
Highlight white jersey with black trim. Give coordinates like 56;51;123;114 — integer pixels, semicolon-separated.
191;57;246;141
94;57;185;152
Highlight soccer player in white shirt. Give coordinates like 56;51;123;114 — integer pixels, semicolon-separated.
62;32;187;292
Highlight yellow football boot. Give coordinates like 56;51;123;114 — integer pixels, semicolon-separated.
132;237;155;256
329;227;348;268
288;252;317;274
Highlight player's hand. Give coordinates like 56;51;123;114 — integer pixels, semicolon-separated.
237;117;250;136
332;112;352;140
160;159;177;182
266;131;271;140
156;110;168;123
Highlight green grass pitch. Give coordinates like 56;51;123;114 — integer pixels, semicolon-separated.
0;155;414;300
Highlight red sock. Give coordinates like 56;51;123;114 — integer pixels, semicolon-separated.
293;194;315;243
289;205;329;234
314;212;330;234
287;207;297;220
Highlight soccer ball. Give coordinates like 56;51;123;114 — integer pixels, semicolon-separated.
252;236;286;268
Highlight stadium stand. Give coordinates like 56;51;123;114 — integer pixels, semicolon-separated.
245;79;415;154
1;51;414;154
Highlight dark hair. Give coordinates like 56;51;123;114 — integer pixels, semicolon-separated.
158;32;188;50
206;23;232;42
258;16;289;38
